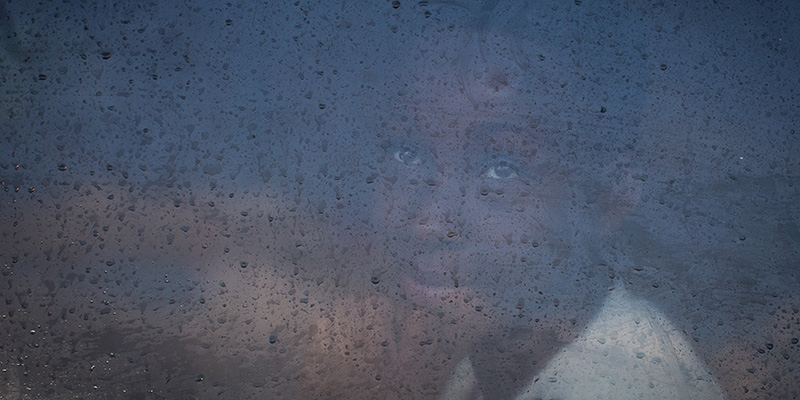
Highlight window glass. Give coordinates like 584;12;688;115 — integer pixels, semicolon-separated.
1;1;798;399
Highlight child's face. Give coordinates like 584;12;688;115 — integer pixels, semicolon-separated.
370;115;610;323
346;18;628;393
363;21;614;334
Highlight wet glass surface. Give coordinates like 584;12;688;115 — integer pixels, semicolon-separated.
1;1;798;399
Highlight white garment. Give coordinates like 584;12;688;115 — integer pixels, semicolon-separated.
442;287;726;400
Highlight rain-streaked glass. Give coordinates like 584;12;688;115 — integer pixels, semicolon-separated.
1;1;798;399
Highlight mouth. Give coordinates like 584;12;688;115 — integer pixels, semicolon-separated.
399;245;470;299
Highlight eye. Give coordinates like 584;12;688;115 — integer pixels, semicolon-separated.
485;159;518;180
393;145;422;165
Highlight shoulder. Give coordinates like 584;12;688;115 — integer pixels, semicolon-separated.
514;286;726;400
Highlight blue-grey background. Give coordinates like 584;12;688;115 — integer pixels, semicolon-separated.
1;0;798;399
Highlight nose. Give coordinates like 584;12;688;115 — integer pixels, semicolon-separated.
411;172;468;242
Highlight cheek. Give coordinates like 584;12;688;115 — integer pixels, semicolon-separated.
478;180;572;234
370;182;420;227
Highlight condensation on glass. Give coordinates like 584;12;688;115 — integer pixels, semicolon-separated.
1;1;798;399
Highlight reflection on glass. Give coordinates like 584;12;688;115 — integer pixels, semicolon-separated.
0;0;797;399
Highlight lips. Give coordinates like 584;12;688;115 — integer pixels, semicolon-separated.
398;244;472;299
